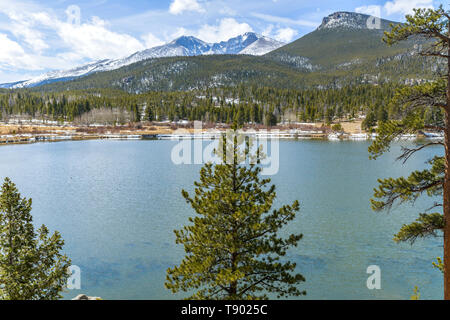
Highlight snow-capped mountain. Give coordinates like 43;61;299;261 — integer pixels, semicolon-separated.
212;33;266;54
7;59;131;88
129;36;211;60
4;32;284;89
240;36;284;56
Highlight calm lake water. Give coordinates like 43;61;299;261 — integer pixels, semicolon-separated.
0;139;444;299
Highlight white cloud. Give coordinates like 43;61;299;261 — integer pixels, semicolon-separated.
0;3;147;73
355;5;382;17
30;12;146;61
195;18;253;43
0;0;320;82
261;25;274;37
55;16;145;60
0;0;155;81
12;27;48;53
0;33;27;69
164;18;253;43
141;32;165;48
0;33;62;72
169;0;205;15
262;25;297;43
273;27;297;43
168;27;189;40
0;8;49;54
384;0;433;16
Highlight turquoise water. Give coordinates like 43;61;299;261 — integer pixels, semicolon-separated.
0;139;443;299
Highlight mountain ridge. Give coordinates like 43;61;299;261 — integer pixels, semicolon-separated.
7;11;437;93
317;11;394;30
266;11;410;69
2;32;284;89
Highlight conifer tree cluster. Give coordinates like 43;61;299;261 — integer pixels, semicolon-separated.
0;84;400;126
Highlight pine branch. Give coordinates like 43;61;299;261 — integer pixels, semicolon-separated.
397;142;444;164
394;213;444;243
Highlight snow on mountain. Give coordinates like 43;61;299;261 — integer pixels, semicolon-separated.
0;80;26;89
12;59;125;88
317;12;376;30
130;36;211;60
239;36;284;56
6;33;284;89
210;32;261;54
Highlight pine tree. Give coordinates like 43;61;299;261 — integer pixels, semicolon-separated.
133;104;141;122
0;178;71;300
166;132;305;299
362;110;376;131
264;112;277;127
145;105;154;122
371;6;450;299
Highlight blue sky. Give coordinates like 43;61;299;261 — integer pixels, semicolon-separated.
0;0;443;83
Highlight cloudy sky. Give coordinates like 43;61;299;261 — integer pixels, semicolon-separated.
0;0;444;83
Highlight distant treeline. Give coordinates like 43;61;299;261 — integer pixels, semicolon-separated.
0;84;443;127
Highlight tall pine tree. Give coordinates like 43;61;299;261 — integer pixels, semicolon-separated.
371;6;450;299
166;131;305;299
0;178;71;300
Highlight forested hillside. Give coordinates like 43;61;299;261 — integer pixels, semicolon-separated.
0;12;443;129
26;12;439;94
0;84;443;129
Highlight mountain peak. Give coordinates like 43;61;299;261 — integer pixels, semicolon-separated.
218;32;259;46
241;32;259;39
171;35;206;46
4;32;284;88
240;36;284;56
318;11;377;30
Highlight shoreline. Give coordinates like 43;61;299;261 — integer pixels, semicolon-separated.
0;120;443;146
0;130;443;146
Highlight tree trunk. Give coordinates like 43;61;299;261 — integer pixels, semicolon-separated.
444;109;450;300
230;251;238;298
444;38;450;300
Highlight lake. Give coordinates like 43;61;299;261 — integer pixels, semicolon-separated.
0;139;443;299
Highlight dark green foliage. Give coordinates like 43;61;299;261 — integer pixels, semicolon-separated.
331;123;343;132
35;50;435;93
145;104;154;122
370;7;448;249
166;134;305;299
371;149;444;242
362;111;377;130
37;55;309;93
394;213;444;243
0;178;71;300
133;104;141;122
383;6;448;48
25;15;438;94
268;16;409;68
0;84;402;125
264;112;277;127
